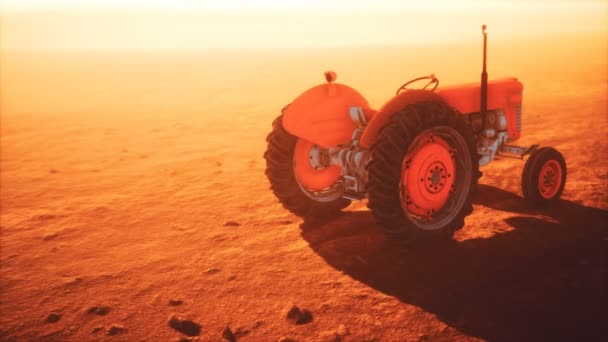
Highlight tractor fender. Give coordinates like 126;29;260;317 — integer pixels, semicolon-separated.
359;90;444;149
283;83;372;148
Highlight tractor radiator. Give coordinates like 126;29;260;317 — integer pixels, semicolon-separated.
515;104;522;133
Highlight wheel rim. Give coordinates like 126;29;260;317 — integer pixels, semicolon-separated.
293;139;344;202
538;159;562;199
399;127;472;230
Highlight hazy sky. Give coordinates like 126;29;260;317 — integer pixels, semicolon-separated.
1;0;606;48
1;0;605;12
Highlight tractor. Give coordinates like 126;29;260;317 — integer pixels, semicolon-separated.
264;26;567;245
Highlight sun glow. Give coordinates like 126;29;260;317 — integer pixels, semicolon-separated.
2;0;606;12
1;0;606;49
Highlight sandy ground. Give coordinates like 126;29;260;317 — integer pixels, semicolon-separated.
1;35;607;341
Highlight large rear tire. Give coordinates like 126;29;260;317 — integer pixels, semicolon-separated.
264;114;351;220
367;101;480;245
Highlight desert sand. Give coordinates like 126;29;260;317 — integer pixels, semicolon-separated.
1;34;607;341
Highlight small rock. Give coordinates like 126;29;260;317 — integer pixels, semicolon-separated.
169;299;183;306
49;169;59;174
278;338;296;342
64;277;82;286
319;330;341;342
234;326;250;337
175;337;199;342
336;324;350;337
106;324;127;335
285;305;313;325
319;303;331;312
168;314;201;336
91;325;104;334
204;268;220;274
45;312;61;323
417;333;428;341
223;221;241;227
222;326;236;342
87;306;110;315
227;275;237;281
42;231;59;240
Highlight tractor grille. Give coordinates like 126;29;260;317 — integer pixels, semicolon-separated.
516;104;522;133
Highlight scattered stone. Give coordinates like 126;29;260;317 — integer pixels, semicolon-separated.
41;328;64;338
88;306;110;316
319;330;342;342
168;299;183;306
285;305;313;325
417;333;429;341
319;303;331;312
319;324;350;341
106;324;127;335
45;312;61;323
204;268;220;274
64;277;82;286
234;326;250;337
222;326;237;342
336;324;350;337
42;231;60;240
223;221;241;227
91;325;104;334
278;338;296;342
175;337;199;342
168;314;201;336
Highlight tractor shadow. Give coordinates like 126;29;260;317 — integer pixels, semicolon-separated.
301;185;608;342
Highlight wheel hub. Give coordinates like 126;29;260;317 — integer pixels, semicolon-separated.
425;162;448;193
401;134;456;219
538;160;562;199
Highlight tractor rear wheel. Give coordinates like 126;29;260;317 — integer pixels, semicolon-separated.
367;101;480;245
264;114;350;220
521;147;567;206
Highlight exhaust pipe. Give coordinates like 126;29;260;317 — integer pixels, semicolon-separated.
480;25;488;128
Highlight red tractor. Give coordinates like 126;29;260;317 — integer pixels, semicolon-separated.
264;26;567;245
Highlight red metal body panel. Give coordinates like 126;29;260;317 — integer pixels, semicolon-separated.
282;83;372;148
360;78;523;148
438;78;523;140
284;78;523;149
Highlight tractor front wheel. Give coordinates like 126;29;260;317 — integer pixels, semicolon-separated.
367;101;480;246
521;147;567;206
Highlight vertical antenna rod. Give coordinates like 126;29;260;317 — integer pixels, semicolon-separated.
480;25;488;121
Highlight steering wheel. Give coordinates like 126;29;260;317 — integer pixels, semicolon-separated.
396;74;439;95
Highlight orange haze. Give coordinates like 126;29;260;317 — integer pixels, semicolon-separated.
1;1;607;341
